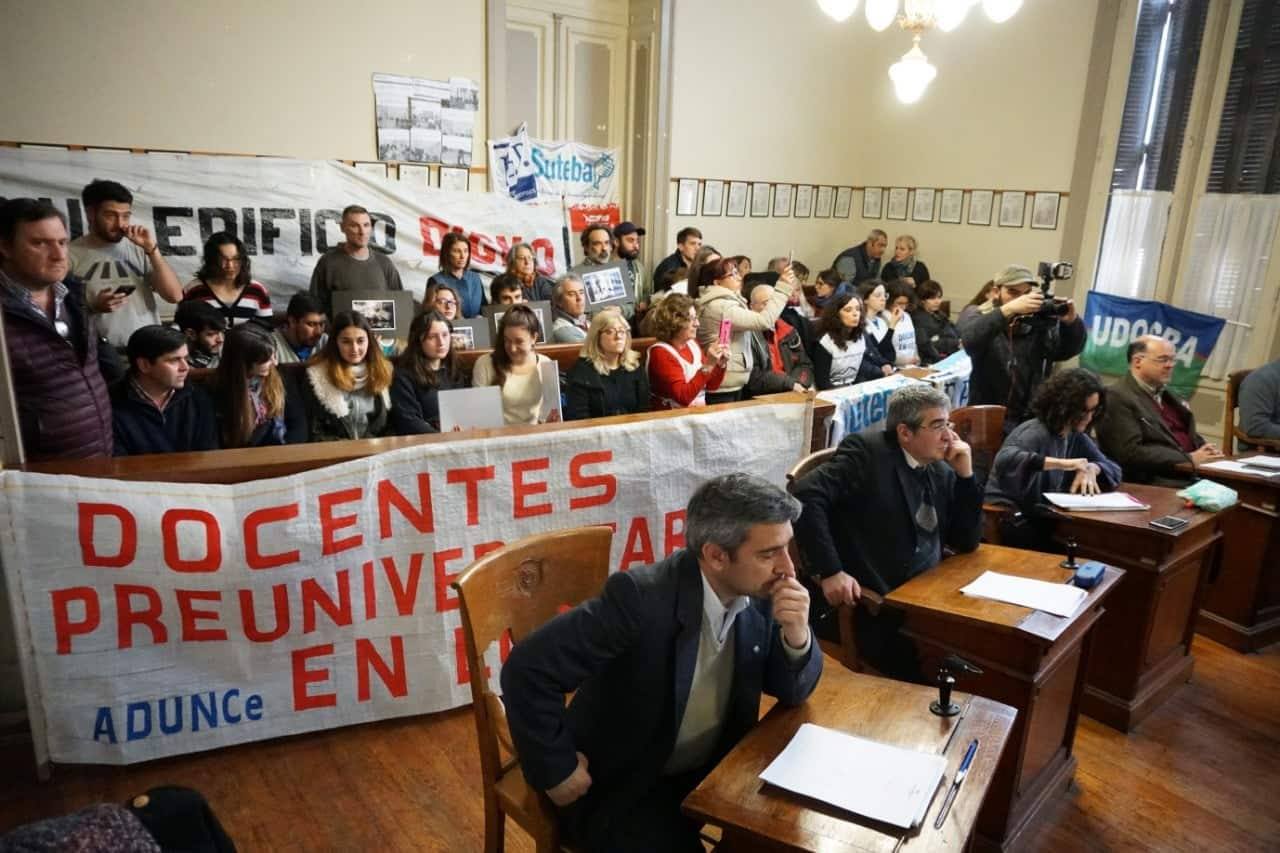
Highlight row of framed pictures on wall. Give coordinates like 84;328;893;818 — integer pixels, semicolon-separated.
673;179;1062;230
351;161;472;192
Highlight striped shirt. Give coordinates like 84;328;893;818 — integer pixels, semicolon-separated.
183;279;273;327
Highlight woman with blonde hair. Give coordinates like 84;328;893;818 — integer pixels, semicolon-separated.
301;311;394;440
213;322;307;447
471;304;559;424
564;309;649;419
881;234;931;286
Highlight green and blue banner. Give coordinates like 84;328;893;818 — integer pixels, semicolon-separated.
1081;291;1225;397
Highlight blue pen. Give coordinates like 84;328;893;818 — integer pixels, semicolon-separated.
933;739;979;829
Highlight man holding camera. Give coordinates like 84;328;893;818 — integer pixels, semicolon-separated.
959;264;1086;431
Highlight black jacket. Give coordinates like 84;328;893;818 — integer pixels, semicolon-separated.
212;370;309;447
563;358;649;420
300;364;391;441
388;366;465;434
652;250;687;291
111;380;218;456
831;243;881;286
881;258;931;286
911;308;961;364
986;418;1123;515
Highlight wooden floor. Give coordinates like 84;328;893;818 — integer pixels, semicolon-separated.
1;635;1277;852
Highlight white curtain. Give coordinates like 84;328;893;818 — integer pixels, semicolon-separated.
1093;190;1173;300
1179;193;1280;379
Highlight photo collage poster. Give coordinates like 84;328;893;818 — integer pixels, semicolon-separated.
373;74;479;167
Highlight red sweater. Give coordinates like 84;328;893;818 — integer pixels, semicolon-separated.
647;341;725;409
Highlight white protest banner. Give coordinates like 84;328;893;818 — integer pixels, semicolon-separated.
819;351;971;445
0;402;808;765
0;147;566;303
488;129;620;232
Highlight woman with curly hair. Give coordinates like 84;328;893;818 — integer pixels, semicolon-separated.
986;367;1122;550
645;293;727;409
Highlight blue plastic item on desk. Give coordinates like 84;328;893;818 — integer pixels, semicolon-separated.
1073;561;1106;590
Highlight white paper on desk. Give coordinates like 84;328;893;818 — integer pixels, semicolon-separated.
1043;492;1150;511
759;723;946;830
538;360;561;421
960;570;1087;618
1200;459;1280;478
438;386;504;432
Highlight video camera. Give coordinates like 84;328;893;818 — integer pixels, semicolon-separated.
1019;260;1074;328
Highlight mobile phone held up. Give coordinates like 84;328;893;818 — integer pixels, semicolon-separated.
113;285;137;297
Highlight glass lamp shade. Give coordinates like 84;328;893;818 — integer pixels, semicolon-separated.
817;0;859;22
889;41;937;103
865;0;900;31
982;0;1022;24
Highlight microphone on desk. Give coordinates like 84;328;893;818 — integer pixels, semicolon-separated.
930;654;983;717
1060;537;1079;570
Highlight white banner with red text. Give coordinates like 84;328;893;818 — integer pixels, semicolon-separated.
0;402;808;765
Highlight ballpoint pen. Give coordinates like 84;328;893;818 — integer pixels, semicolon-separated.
933;738;979;830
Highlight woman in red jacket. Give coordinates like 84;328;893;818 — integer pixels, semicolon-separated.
645;293;728;409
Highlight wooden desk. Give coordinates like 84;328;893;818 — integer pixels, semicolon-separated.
1177;454;1280;651
884;545;1122;853
1050;482;1226;731
682;659;1016;852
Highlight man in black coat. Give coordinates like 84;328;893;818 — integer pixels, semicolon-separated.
792;384;982;680
112;325;217;455
501;474;822;852
831;229;887;286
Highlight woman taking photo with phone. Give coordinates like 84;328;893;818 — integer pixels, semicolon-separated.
695;256;796;404
301;312;394;440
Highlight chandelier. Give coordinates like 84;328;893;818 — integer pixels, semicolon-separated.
816;0;1023;103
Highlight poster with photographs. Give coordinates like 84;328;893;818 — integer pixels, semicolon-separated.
834;186;853;218
702;179;725;216
333;291;415;340
372;73;477;165
751;182;772;217
793;185;814;218
352;298;396;332
862;187;883;219
815;185;834;218
998;191;1026;227
912;188;936;222
968;190;994;226
727;181;749;217
939;189;964;224
886;187;909;220
1031;192;1061;230
398;164;431;187
449;317;491;352
571;262;634;308
440;167;470;192
676;178;699;216
772;184;794;217
483;301;552;339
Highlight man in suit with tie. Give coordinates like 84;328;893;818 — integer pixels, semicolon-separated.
1096;335;1224;485
792;384;982;681
501;474;822;852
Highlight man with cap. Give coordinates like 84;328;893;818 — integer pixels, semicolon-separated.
613;220;649;305
958;264;1085;431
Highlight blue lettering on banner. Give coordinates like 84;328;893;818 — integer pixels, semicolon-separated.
530;148;615;190
92;688;264;745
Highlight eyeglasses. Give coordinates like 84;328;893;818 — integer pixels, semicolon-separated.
601;327;629;337
436;298;458;307
1145;355;1175;365
921;419;955;433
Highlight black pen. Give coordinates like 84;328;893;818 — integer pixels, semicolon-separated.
933;739;978;830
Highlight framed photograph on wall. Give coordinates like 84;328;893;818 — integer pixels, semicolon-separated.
439;167;469;191
726;181;749;217
886;187;909;220
398;164;430;186
998;191;1027;227
815;185;834;218
354;161;389;179
968;190;994;226
939;189;964;224
676;178;700;216
912;188;936;222
834;186;853;218
702;179;725;216
794;185;814;218
751;182;772;217
772;183;794;217
862;187;883;219
1031;192;1061;230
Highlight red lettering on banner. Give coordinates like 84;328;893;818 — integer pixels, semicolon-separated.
301;571;353;633
318;488;364;555
239;585;291;642
362;560;377;619
499;628;514;663
244;504;300;569
382;553;424;616
175;589;227;642
531;238;556;276
51;587;100;655
620;516;655;571
455;625;488;685
569;451;616;510
470;232;497;265
292;644;337;710
512;458;552;518
356;636;407;701
474;540;504;560
78;503;136;568
434;548;464;612
664;510;687;555
447;466;496;526
377;474;435;539
161;509;222;573
418;216;461;257
115;585;167;649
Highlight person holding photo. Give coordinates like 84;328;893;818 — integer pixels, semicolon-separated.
696;256;797;404
471;304;559;425
565;309;649;420
301;311;394;441
427;231;484;317
647;293;728;410
390;310;467;434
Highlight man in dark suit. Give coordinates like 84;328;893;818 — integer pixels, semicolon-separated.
501;474;822;852
792;385;982;680
1096;335;1223;485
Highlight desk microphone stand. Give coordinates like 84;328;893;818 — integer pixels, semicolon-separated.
931;654;983;717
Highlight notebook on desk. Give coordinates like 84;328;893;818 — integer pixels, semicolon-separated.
1044;492;1150;511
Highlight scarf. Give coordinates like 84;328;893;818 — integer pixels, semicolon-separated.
349;362;369;392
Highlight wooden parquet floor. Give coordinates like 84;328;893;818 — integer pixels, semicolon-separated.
1;635;1276;852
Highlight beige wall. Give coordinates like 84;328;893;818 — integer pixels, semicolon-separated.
661;0;1099;299
0;0;487;163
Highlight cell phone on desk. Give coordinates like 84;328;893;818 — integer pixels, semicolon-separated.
1149;515;1189;531
112;285;137;297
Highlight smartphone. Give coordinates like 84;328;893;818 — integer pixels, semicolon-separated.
1149;515;1189;532
113;285;137;297
718;318;733;349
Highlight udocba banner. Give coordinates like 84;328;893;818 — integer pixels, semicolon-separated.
0;403;808;765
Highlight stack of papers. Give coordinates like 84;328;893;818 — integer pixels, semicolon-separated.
1200;459;1280;478
759;723;946;829
1043;492;1150;511
960;571;1087;617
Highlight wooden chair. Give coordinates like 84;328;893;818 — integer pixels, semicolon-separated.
452;525;614;853
1224;368;1280;455
951;404;1012;543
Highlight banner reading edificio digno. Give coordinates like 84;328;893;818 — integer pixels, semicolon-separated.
0;403;807;765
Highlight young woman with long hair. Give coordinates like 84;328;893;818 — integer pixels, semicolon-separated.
811;292;890;390
301;311;394;440
183;232;272;327
470;304;559;424
389;310;467;433
213;322;305;447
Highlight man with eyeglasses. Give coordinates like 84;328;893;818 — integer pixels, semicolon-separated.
1096;335;1223;485
792;384;982;680
958;264;1086;432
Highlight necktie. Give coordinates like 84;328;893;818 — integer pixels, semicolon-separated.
914;468;938;534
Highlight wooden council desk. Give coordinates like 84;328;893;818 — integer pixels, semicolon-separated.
884;545;1122;853
1049;482;1226;731
1175;454;1280;652
682;657;1016;852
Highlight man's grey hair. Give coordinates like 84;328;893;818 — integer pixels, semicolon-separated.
767;256;789;272
686;473;801;557
886;385;951;432
553;274;584;307
867;228;888;242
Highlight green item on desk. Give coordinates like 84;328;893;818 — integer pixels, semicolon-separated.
1177;479;1238;512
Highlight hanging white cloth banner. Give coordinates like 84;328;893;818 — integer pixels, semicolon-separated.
488;127;621;233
